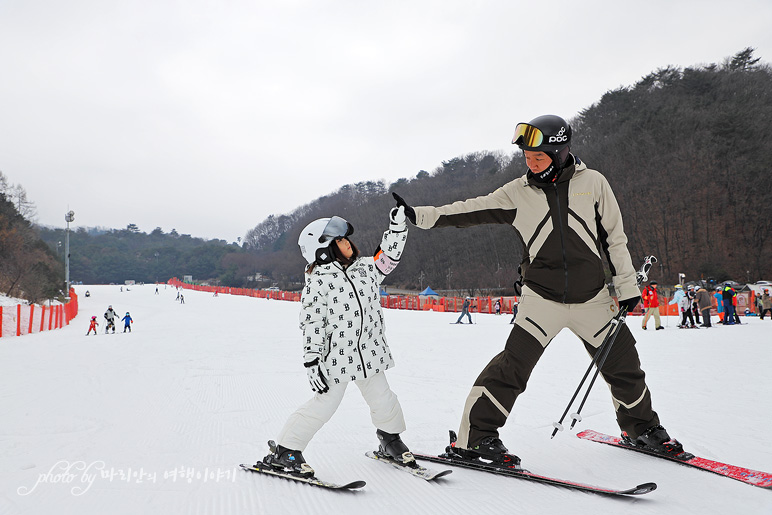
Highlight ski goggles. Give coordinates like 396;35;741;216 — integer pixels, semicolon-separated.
512;123;544;147
318;216;354;243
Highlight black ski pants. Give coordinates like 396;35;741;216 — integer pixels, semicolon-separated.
456;287;659;449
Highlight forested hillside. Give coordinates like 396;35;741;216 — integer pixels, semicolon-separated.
36;226;257;288
243;49;772;292
14;49;771;293
0;185;62;303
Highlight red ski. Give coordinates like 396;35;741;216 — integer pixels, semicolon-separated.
576;429;772;489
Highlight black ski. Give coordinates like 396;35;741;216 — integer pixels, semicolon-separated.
413;431;655;496
413;453;655;496
240;463;366;490
365;451;452;480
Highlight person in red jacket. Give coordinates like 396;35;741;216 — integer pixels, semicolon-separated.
641;281;663;330
86;316;99;336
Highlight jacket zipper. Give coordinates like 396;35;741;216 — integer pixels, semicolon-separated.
552;183;569;303
342;267;368;379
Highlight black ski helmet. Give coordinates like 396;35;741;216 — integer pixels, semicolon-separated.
512;115;571;152
513;114;572;169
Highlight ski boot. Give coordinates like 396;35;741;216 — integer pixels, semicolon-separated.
621;425;693;460
261;440;315;477
447;430;521;469
376;429;415;465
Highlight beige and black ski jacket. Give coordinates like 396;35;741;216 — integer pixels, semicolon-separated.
413;157;640;304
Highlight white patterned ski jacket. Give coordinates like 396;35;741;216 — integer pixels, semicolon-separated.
299;227;408;384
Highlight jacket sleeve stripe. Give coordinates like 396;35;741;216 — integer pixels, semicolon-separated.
434;208;517;228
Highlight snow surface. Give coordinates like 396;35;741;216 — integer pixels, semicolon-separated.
1;284;770;515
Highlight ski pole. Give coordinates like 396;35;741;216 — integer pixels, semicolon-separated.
550;255;656;438
550;307;627;438
568;306;629;430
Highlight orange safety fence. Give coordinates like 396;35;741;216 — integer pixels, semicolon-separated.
0;288;79;338
167;279;763;318
167;278;302;302
168;277;522;314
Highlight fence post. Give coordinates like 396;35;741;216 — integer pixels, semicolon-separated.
40;306;46;332
17;304;22;336
29;305;35;334
48;304;54;330
0;306;3;337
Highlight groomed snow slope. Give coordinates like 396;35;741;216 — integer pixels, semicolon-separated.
1;284;770;515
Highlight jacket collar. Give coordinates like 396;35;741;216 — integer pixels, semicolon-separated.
526;154;582;189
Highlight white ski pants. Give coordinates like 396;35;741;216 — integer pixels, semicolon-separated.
277;371;406;452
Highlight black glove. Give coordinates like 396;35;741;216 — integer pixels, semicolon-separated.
392;192;417;225
618;296;641;314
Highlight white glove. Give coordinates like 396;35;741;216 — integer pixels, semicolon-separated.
304;357;329;394
389;206;406;232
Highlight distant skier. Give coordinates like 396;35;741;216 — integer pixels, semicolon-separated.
695;286;712;327
669;285;694;328
122;312;133;332
687;285;701;324
721;283;738;326
761;289;772;320
258;207;413;478
456;297;473;324
86;316;99;336
104;305;119;333
494;299;501;315
509;299;518;324
713;287;724;323
179;294;185;304
640;281;663;330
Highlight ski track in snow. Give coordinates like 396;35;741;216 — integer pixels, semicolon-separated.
0;284;770;515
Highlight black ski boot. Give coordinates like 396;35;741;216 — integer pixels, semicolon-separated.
621;425;692;459
376;429;415;464
261;440;314;477
449;431;521;469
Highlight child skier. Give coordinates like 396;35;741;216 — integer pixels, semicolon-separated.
122;312;133;332
86;316;99;335
258;207;411;477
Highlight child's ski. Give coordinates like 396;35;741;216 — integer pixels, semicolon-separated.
365;451;452;480
240;463;366;490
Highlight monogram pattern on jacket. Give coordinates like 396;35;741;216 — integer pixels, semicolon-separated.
300;228;408;384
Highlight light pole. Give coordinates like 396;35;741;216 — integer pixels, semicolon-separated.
65;210;74;297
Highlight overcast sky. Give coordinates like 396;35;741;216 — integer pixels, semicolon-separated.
1;0;771;242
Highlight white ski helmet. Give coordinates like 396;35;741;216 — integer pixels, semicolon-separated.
298;216;354;265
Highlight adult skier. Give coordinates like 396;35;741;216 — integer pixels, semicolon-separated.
392;114;685;464
456;297;473;324
641;281;663;330
104;305;119;334
687;285;701;325
721;283;738;326
259;207;413;477
760;289;772;320
669;285;695;328
695;286;712;327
